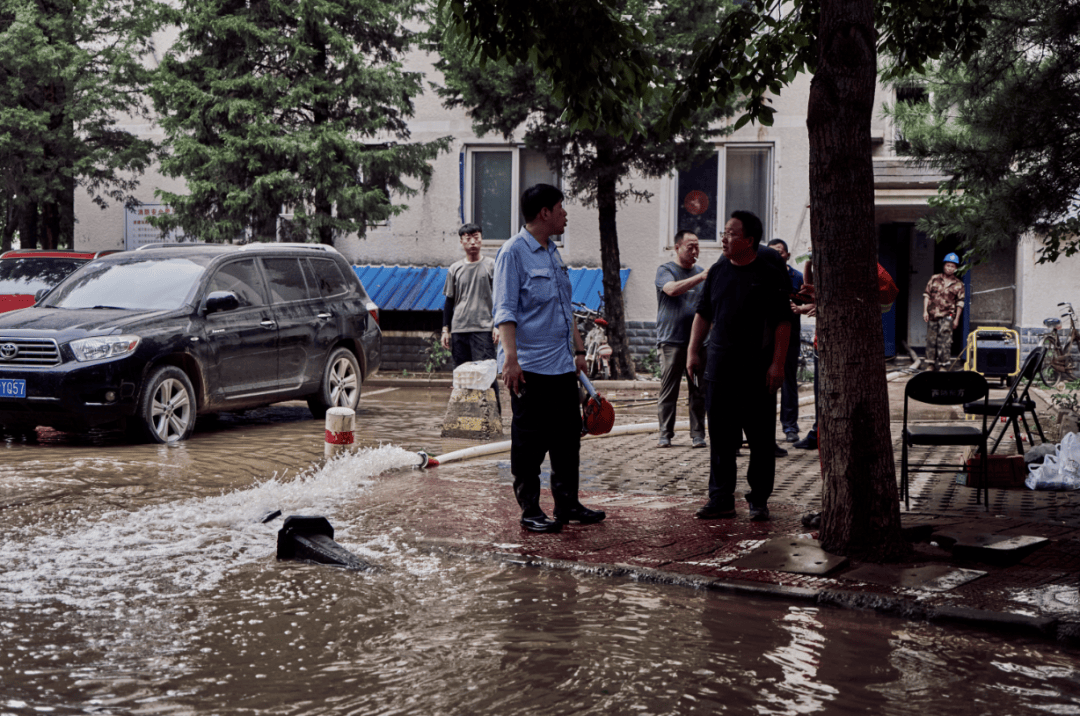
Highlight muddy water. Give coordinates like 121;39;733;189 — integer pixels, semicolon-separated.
2;390;1079;715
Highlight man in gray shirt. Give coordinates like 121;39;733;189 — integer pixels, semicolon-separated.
654;230;709;448
442;222;499;407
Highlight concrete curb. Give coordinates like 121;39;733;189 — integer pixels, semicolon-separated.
419;540;1079;646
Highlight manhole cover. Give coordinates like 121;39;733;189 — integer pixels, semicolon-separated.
730;537;848;575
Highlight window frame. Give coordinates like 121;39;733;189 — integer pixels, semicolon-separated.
671;143;775;245
463;145;563;245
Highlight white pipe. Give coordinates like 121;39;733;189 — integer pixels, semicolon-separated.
425;420;693;467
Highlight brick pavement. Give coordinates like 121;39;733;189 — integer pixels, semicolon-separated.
360;374;1080;645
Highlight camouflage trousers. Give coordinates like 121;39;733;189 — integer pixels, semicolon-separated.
926;317;955;370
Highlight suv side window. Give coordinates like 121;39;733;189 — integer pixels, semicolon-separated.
262;258;310;303
206;259;266;307
307;258;350;298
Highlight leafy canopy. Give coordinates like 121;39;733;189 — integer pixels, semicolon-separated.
886;0;1080;263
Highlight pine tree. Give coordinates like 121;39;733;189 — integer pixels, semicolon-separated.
0;0;163;250
150;0;449;244
431;0;737;379
886;0;1080;263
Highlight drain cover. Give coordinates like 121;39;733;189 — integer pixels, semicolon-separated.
731;537;848;575
842;563;986;592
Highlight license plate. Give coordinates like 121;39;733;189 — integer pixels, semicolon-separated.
0;379;26;398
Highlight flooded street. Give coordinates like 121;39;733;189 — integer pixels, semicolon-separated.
2;385;1079;715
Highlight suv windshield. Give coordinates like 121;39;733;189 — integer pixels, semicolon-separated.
43;256;212;310
0;257;88;294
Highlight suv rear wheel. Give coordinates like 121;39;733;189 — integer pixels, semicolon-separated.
136;365;196;443
308;347;361;419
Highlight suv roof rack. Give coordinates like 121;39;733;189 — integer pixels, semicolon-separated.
238;242;340;254
134;242;209;250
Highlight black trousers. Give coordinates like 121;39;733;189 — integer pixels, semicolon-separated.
705;376;777;509
509;371;582;517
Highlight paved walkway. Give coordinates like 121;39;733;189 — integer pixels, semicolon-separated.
360;373;1080;645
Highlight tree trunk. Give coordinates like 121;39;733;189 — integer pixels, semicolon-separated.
19;202;39;249
808;0;907;560
595;147;636;380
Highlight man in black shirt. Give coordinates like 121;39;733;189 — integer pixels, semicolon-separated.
687;211;794;521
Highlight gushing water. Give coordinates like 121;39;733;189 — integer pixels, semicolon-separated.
0;445;421;614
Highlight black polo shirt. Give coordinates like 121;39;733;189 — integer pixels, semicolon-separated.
696;246;795;382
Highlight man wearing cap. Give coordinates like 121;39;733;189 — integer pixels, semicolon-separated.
922;253;965;372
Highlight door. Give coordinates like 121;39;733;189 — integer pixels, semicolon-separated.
202;258;278;399
261;257;323;391
908;229;935;349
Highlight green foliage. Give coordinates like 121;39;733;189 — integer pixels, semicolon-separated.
638;348;662;380
149;0;450;244
0;0;166;248
885;0;1080;264
434;0;738;380
421;333;452;374
432;0;734;207
1051;379;1080;415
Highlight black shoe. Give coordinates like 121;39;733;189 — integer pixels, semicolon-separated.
520;513;562;533
800;511;821;529
695;501;737;519
793;435;817;450
555;505;606;524
785;431;799;443
774;444;788;457
748;502;770;521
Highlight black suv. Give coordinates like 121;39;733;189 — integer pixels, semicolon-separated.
0;243;381;442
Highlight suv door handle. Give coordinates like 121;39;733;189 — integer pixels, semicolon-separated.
260;320;277;329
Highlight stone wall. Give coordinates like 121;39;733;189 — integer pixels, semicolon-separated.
379;331;447;374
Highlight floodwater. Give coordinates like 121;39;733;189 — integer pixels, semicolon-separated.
2;388;1079;715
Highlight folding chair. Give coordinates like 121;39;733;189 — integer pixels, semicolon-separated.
963;346;1048;455
901;371;991;511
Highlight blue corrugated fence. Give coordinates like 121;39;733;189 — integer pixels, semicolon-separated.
353;265;630;312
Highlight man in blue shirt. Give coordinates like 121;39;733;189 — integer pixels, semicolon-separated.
493;184;607;534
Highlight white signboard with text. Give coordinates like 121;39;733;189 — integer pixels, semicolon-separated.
124;204;186;250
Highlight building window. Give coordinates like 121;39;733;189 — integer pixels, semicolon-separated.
675;145;773;242
465;146;560;242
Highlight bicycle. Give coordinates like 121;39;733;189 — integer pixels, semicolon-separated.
572;297;612;381
1040;301;1079;387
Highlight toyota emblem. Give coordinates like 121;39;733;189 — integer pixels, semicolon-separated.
0;343;16;360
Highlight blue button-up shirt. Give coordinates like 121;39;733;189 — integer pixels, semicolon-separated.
493;227;576;375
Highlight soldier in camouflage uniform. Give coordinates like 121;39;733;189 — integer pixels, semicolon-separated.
922;253;965;371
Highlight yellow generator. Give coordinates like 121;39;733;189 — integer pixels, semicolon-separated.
963;327;1020;386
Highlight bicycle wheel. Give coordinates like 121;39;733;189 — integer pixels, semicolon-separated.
1040;337;1063;387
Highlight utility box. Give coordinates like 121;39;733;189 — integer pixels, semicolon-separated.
964;327;1020;385
957;451;1028;489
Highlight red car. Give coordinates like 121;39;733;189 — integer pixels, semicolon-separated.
0;250;117;314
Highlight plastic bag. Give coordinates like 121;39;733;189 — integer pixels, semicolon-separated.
1026;432;1080;490
452;359;497;390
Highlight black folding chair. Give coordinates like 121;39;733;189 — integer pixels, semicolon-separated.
901;371;991;511
963;346;1048;455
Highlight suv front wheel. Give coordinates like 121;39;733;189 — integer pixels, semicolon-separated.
308;347;361;419
136;365;196;444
